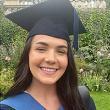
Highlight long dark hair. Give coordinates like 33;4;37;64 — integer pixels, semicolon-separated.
5;37;86;110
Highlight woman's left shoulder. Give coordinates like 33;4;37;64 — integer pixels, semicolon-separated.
78;86;96;110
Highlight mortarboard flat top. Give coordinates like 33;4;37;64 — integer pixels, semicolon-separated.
5;0;86;49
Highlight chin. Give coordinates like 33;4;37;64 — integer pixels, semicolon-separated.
41;79;57;85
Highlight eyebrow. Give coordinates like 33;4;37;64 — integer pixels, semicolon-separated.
32;41;68;49
34;42;48;46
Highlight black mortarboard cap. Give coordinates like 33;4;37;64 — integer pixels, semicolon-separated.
5;0;86;50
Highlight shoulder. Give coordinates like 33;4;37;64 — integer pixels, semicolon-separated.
78;86;90;101
0;92;26;104
0;104;15;110
78;86;96;110
0;92;28;110
0;92;44;110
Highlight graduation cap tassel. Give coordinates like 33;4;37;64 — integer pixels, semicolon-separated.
73;33;78;50
73;8;79;50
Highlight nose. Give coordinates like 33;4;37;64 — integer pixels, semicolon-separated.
45;50;57;64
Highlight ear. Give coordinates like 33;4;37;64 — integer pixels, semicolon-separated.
78;86;96;110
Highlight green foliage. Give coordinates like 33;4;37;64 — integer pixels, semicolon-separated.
79;73;110;92
76;9;110;91
0;7;27;70
106;0;110;9
79;9;110;59
0;68;14;95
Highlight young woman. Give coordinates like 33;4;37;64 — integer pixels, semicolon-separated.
0;0;96;110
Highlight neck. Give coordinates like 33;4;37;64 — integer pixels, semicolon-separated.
26;78;61;110
26;78;58;100
27;80;61;110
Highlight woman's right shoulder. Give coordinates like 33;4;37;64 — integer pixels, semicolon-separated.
0;96;17;110
0;92;26;110
0;104;15;110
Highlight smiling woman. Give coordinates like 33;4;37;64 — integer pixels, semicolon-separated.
0;0;95;110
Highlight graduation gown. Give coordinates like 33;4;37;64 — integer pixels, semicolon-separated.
0;92;64;110
0;87;96;110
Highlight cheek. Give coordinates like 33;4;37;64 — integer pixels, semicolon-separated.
29;51;38;68
59;56;68;69
29;50;41;63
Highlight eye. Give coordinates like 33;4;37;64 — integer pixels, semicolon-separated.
36;47;47;53
57;49;67;55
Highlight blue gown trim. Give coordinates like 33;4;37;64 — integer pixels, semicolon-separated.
0;92;64;110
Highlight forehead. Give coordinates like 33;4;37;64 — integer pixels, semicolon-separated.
31;35;68;47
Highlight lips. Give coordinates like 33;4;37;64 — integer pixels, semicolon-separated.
40;67;58;75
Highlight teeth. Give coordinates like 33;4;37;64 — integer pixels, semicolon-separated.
41;67;57;72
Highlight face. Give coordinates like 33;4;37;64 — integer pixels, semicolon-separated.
29;35;68;85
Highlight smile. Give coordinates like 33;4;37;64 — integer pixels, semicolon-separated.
40;67;58;75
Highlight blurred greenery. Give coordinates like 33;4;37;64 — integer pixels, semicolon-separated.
0;7;27;70
76;9;110;92
0;68;14;95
